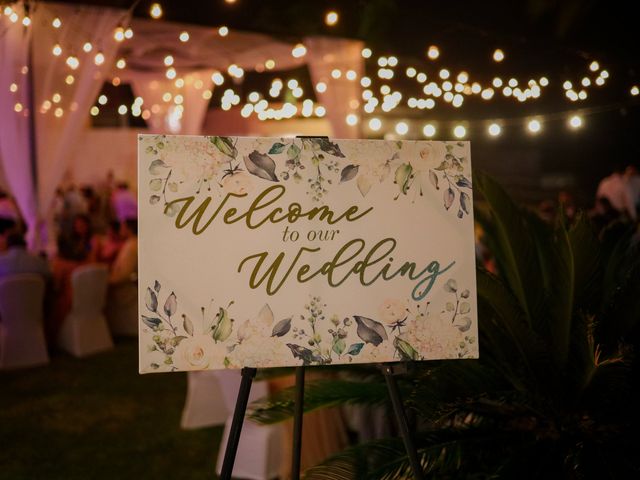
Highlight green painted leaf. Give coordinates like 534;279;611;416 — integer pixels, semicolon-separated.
149;178;163;191
347;342;364;355
459;302;471;314
211;136;237;158
394;336;420;361
394;163;413;194
287;143;301;159
269;142;286;154
332;338;346;356
149;195;161;205
212;307;233;342
170;336;188;347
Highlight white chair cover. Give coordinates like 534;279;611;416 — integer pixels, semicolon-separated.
215;370;284;480
180;371;229;429
58;264;113;357
106;281;138;336
0;274;48;369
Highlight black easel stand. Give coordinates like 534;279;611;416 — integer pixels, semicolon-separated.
380;364;425;480
291;366;305;480
219;367;257;480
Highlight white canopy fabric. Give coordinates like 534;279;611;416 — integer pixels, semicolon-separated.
0;1;363;250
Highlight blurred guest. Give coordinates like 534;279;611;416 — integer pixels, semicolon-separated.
596;166;634;220
109;219;137;284
96;221;124;265
56;214;98;263
624;164;640;221
537;200;555;223
111;182;137;222
590;197;621;233
0;191;19;221
0;232;50;279
0;218;18;253
558;191;577;222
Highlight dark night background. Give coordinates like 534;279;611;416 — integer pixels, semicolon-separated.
53;0;640;205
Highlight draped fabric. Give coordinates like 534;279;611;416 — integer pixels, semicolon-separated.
0;2;129;249
0;2;38;238
305;36;364;139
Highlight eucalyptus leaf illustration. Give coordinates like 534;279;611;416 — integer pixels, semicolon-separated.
153;280;161;293
149;195;161;205
340;164;359;183
354;316;388;346
332;338;346;356
164;292;177;317
168;182;178;192
287;143;301;159
456;176;472;189
149;178;163;191
212;307;233;342
164;203;181;217
244;151;279;182
446;302;455;311
428;170;439;190
148;159;168;175
395;163;413;195
142;315;161;330
459;302;471;314
444;279;458;293
347;343;365;355
182;314;194;336
357;174;372;197
287;343;315;365
316;138;345;157
460;191;470;214
271;317;292;337
444;187;455;210
456;316;472;332
269;142;286;154
394;336;420;361
434;160;449;171
145;287;158;312
461;289;470;298
170;336;188;347
211;136;237;158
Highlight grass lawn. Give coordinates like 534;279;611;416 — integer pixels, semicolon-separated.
0;338;223;479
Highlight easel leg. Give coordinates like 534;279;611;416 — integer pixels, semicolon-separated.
291;366;305;480
381;365;425;480
220;367;257;480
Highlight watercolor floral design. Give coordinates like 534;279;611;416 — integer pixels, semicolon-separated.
141;283;476;371
140;135;471;217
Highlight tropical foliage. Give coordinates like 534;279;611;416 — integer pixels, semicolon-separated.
248;172;640;479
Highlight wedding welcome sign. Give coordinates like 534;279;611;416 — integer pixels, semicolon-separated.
138;135;478;373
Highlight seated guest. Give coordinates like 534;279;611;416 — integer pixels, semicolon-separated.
0;218;17;253
56;214;98;263
0;233;50;278
96;221;124;265
109;219;137;284
111;182;137;222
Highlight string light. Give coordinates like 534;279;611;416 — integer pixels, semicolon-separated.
164;55;174;66
149;3;163;19
118;105;128;115
114;27;125;42
316;82;327;93
527;119;541;134
82;42;93;53
631;85;639;96
493;49;505;62
395;121;409;135
9;83;18;93
453;125;466;138
569;115;583;129
98;95;108;105
423;124;436;137
218;26;229;37
66;56;79;70
52;44;62;56
346;114;358;126
589;61;600;72
22;16;31;26
291;43;307;58
265;59;276;70
427;45;439;60
439;69;450;79
116;58;126;69
369;118;382;131
488;123;501;137
325;11;339;26
94;52;105;65
52;17;62;28
361;48;372;59
179;31;190;42
90;106;99;116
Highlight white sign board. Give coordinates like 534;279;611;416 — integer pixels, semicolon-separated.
138;135;478;373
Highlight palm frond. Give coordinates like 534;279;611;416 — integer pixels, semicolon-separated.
248;379;389;424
